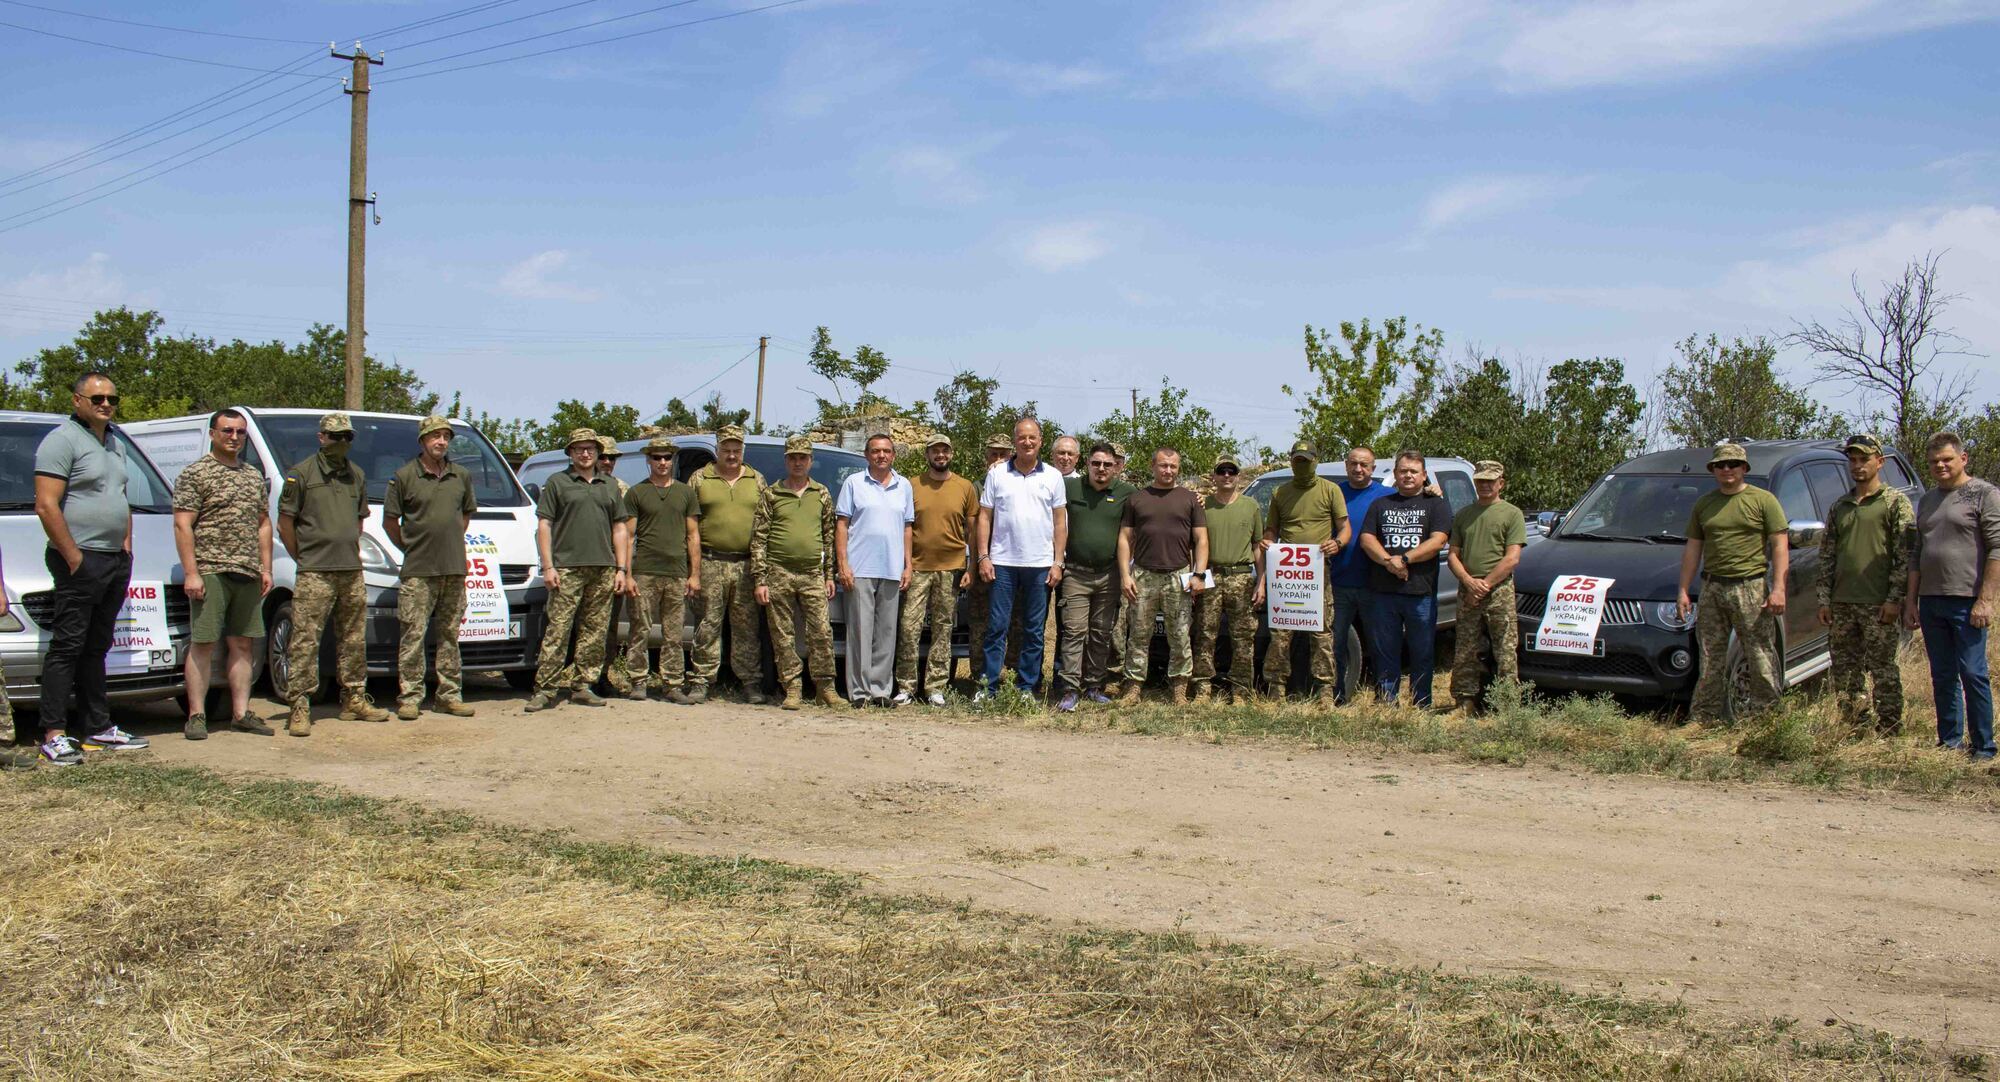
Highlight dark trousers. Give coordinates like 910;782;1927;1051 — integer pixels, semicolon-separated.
1918;595;1995;757
41;547;131;736
983;564;1050;695
1331;585;1368;702
1366;591;1437;707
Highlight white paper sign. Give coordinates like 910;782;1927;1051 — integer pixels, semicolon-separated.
108;579;173;674
458;533;512;642
1533;574;1617;656
1265;542;1325;632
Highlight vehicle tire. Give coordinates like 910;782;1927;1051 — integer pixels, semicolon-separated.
1337;622;1367;703
264;598;335;704
1722;630;1786;722
504;668;536;691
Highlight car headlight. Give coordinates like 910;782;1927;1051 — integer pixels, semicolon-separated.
360;534;400;574
1648;600;1694;631
0;609;21;633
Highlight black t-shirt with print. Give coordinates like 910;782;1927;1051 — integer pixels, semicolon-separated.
1361;491;1452;596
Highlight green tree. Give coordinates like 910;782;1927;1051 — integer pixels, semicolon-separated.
654;392;753;434
1957;401;2000;485
807;326;892;409
1086;378;1242;480
1283;316;1444;454
1657;334;1839;448
920;371;1050;483
537;400;641;446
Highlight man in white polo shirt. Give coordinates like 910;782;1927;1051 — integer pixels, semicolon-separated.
835;432;916;707
975;416;1068;698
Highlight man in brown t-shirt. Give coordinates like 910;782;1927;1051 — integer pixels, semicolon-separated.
1116;447;1208;704
896;435;978;705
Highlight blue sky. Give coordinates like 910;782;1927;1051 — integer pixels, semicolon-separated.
3;0;1996;450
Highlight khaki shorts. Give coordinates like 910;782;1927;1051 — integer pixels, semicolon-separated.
190;572;265;644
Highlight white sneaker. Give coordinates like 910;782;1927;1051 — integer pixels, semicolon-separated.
926;691;947;707
891;691;912;707
84;726;149;751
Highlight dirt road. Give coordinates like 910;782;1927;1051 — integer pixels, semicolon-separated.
132;688;2000;1049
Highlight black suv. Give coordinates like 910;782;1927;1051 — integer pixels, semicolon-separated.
1512;440;1922;713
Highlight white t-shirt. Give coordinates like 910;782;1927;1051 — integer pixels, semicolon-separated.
980;459;1066;567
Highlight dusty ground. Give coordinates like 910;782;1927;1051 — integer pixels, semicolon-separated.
115;681;2000;1052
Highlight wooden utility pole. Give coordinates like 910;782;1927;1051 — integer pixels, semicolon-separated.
754;335;768;433
332;43;383;410
1130;387;1139;437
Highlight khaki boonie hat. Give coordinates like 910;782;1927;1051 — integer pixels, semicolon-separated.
925;433;953;450
784;435;813;455
985;432;1012;453
1213;452;1240;470
1708;442;1749;467
644;436;677;456
320;412;354;434
416;414;453;440
1288;439;1315;460
565;427;600;451
1841;433;1883;455
1473;460;1504;481
1110;443;1128;460
716;423;746;445
597;436;622;457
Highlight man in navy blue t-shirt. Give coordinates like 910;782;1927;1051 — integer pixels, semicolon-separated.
1328;447;1392;702
1359;450;1452;707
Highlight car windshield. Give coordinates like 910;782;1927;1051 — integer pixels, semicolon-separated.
259;415;527;506
744;444;866;492
0;420;174;514
1559;474;1768;541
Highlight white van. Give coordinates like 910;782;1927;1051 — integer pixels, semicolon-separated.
126;408;547;695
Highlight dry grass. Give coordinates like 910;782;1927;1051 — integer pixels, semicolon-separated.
0;762;1968;1080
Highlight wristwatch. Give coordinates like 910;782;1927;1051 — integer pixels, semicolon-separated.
978;554;992;562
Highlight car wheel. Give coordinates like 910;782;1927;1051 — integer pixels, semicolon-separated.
504;668;536;691
1722;632;1786;722
264;599;334;704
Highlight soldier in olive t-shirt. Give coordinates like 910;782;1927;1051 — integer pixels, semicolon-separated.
276;412;384;726
1677;444;1789;721
622;442;702;701
383;419;480;718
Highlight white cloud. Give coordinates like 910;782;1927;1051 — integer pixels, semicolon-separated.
881;135;1006;205
1177;0;1999;100
770;30;913;119
1418;174;1584;234
0;253;145;333
1014;221;1112;273
977;59;1117;95
497;250;600;302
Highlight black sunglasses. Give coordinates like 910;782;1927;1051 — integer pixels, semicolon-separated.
326;432;355;442
646;453;672;461
82;393;121;406
1214;465;1239;476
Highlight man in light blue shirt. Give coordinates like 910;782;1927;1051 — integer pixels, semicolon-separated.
836;432;916;706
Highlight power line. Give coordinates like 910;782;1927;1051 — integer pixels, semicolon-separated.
378;0;810;84
389;0;705;72
0;19;343;77
359;0;531;42
650;346;758;419
0;0;318;44
387;0;604;53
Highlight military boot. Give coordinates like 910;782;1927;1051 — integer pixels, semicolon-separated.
1168;679;1189;706
814;687;844;709
743;685;769;706
627;682;649;701
1117;683;1144;706
570;687;607;708
778;682;803;711
684;684;709;704
1193;682;1214;704
287;701;312;737
396;701;421;721
524;690;558;712
342;695;390;723
436;700;476;718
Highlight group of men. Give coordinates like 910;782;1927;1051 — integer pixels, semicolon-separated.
9;375;1997;768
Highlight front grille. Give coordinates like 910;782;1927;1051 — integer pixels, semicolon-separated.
1524;651;1655;680
21;592;53;629
500;564;532;586
23;586;191;632
1516;595;1645;626
460;640;529;667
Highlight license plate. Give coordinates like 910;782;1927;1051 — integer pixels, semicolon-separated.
507;619;522;639
1523;633;1606;657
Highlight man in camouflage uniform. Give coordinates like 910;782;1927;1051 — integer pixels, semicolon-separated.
622;436;702;703
898;434;977;705
753;436;843;710
278;412;389;735
1104;443;1137;694
1678;442;1790;722
1818;434;1914;733
1446;460;1526;712
526;428;632;711
1191;452;1263;703
1258;440;1351;700
690;424;766;703
1117;447;1208;704
595;436;636;694
172;407;275;738
384;415;479;721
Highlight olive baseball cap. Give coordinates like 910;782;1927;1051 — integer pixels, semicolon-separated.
1708;442;1749;467
925;433;953;450
985;432;1013;453
1213;452;1240;471
784;434;814;455
1473;459;1505;481
416;414;452;440
320;412;354;434
644;436;678;456
565;427;600;451
1841;433;1884;456
716;423;746;445
1289;439;1316;460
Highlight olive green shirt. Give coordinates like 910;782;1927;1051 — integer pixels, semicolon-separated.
536;466;631;569
1818;485;1915;606
1202;493;1262;568
278;451;367;572
1064;477;1135;570
1686;485;1787;580
1450;499;1527;579
692;462;764;554
384;457;477;579
751;479;835;581
626;478;701;577
1267;476;1348;544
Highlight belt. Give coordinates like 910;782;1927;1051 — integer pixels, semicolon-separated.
1702;572;1764;585
1213;562;1255;576
1066;561;1111;573
702;548;748;562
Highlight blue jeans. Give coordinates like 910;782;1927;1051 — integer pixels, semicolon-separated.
1331;585;1368;702
984;565;1050;695
1918;596;1994;756
1366;591;1437;706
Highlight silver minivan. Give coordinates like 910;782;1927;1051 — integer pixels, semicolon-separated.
0;410;191;718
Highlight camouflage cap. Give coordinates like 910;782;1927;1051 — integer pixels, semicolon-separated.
784;434;814;455
319;412;354;434
416;414;453;440
925;432;953;450
1212;451;1240;471
985;432;1013;453
1473;459;1505;481
716;423;746;445
644;435;678;456
1288;439;1316;460
565;427;600;451
1841;433;1884;456
596;436;623;457
1110;443;1128;461
1707;442;1749;467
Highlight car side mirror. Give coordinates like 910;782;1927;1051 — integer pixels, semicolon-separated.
1788;518;1825;545
1538;511;1563;533
523;482;540;500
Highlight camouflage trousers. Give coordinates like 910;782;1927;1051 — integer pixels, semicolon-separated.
763;565;835;691
692;558;763;692
1451;580;1518;707
397;575;467;707
1264;588;1335;693
1126;568;1194;682
536;566;615;693
1108;593;1132;681
1828;602;1903;731
1192;570;1259;695
1690;576;1780;721
896;569;959;696
289;569;367;705
623;573;691;691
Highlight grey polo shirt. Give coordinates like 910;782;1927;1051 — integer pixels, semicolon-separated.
34;415;130;553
